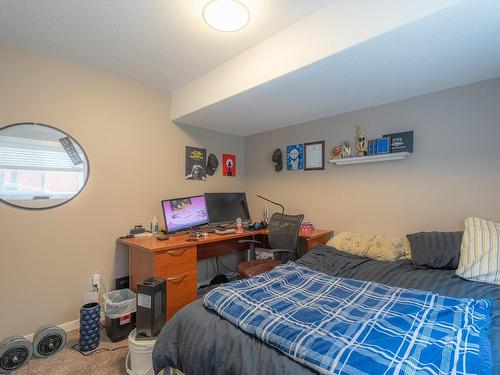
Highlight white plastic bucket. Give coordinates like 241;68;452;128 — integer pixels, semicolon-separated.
125;329;156;375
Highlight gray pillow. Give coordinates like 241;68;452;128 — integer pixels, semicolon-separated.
406;231;463;270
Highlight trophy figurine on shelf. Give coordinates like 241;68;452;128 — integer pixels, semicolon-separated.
356;125;368;156
341;141;352;158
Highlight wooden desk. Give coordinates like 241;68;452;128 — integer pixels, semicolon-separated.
118;229;333;319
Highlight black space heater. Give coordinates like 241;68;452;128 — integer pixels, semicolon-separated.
136;277;166;340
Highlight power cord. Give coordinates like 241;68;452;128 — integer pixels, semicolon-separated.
70;326;128;357
216;256;236;273
71;342;128;357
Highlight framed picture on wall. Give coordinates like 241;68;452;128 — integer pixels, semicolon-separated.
222;153;236;176
286;144;304;170
304;141;325;171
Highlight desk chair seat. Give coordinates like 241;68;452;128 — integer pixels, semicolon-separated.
237;213;304;278
237;259;281;277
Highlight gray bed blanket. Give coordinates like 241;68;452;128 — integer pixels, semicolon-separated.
153;246;500;375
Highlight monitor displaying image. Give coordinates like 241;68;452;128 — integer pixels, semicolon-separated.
161;195;208;233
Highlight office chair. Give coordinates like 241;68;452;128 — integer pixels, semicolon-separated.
237;212;304;277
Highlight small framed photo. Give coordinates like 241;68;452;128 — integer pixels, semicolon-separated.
304;141;325;171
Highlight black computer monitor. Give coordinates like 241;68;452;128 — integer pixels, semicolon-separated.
204;192;250;225
161;195;208;233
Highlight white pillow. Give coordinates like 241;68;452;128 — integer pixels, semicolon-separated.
327;232;410;261
456;217;500;284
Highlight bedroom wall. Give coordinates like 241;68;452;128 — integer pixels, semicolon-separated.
245;77;500;236
0;44;245;338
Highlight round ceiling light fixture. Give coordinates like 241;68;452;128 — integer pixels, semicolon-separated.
203;0;250;32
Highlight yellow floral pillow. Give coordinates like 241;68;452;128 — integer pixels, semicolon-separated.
327;232;410;261
341;233;373;256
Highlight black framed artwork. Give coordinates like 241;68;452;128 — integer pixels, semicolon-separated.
304;140;325;171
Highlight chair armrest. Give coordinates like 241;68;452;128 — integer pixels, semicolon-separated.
238;240;262;245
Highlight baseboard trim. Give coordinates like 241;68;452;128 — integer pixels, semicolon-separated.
24;319;80;342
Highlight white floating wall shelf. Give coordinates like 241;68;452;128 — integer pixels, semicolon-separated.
329;152;410;165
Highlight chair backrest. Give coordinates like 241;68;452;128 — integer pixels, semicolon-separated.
267;213;304;256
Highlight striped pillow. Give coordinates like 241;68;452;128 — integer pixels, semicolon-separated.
456;217;500;284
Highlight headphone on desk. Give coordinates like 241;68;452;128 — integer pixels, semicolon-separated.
248;221;267;231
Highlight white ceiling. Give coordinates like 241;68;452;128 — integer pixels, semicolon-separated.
1;0;500;136
0;0;334;91
174;0;500;136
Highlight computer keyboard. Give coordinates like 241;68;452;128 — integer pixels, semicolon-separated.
214;228;237;235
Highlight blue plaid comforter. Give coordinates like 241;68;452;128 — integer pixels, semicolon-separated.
204;262;493;375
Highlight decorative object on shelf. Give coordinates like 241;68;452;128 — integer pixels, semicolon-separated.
304;140;325;171
286;144;304;170
272;148;283;171
356;126;368;156
79;302;101;352
375;137;391;154
222;153;236;176
331;145;342;159
368;139;376;155
341;141;352;158
206;153;219;176
383;131;414;153
368;137;391;155
185;146;207;181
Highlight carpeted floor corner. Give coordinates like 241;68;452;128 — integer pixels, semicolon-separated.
16;329;129;375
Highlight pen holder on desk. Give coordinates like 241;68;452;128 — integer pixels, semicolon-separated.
79;302;101;352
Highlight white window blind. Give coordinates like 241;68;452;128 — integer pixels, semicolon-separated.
0;147;83;172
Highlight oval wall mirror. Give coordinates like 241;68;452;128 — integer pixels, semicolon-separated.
0;123;89;210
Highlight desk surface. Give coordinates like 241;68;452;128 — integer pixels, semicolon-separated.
118;229;333;253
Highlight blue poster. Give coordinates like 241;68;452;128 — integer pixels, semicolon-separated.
286;144;304;170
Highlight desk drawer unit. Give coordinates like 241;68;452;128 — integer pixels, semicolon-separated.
155;246;196;276
154;246;197;320
164;270;197;320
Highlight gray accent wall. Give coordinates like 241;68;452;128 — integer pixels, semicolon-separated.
245;77;500;236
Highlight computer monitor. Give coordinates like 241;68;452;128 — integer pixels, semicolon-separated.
204;192;250;225
161;195;208;233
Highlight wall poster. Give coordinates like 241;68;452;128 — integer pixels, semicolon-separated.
185;146;207;180
222;153;236;176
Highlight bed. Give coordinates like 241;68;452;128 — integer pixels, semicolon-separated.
153;245;500;374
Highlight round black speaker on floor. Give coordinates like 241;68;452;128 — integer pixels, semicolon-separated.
0;336;33;374
32;325;67;358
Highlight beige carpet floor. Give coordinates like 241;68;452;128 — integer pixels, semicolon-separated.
16;329;130;375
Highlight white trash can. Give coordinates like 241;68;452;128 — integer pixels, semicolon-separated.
125;329;156;375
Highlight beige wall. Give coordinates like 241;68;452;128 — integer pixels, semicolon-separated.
0;44;245;338
245;77;500;236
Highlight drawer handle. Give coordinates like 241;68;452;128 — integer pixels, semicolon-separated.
168;249;187;256
167;274;187;283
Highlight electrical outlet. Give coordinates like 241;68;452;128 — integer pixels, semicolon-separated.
92;272;100;291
